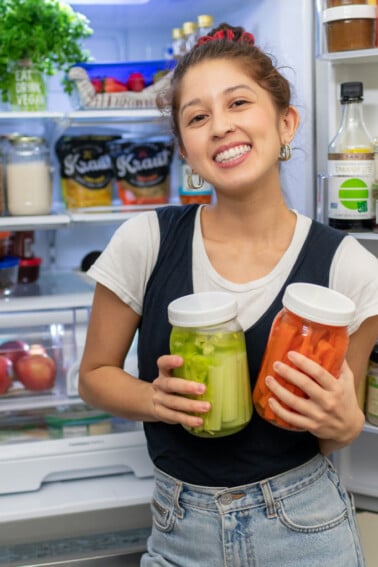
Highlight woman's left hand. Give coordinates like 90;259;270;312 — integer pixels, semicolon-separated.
265;351;365;445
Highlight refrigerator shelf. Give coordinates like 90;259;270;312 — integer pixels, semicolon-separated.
0;270;94;313
0;392;85;413
0;525;151;566
0;212;70;231
0;108;164;125
0;204;177;230
318;47;378;65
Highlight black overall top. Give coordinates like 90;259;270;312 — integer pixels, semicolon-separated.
137;205;345;487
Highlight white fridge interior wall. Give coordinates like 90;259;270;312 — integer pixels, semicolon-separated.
43;0;315;271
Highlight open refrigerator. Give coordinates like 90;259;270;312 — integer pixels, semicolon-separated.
0;0;377;564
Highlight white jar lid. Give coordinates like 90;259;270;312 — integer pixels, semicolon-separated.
168;291;238;327
282;283;355;326
323;5;376;23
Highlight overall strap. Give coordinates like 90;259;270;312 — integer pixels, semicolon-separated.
245;220;346;383
138;204;199;382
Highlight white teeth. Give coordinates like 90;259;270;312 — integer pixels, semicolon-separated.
215;144;251;163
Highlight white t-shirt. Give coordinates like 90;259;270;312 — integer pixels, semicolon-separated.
88;207;378;335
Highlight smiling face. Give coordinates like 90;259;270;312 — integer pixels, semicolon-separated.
177;58;299;196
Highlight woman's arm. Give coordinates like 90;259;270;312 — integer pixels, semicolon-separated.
79;282;154;420
79;283;211;427
264;315;378;453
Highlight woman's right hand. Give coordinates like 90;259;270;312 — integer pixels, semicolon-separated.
151;355;211;428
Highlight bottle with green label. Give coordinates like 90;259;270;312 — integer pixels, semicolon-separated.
328;82;375;231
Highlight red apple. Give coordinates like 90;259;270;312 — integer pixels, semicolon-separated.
0;355;13;394
0;340;29;364
15;353;56;391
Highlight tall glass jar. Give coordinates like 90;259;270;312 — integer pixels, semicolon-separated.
168;291;252;438
6;136;52;216
253;283;355;430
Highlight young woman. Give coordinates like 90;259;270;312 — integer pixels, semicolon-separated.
79;24;378;566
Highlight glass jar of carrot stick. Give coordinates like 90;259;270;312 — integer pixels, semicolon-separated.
253;283;355;430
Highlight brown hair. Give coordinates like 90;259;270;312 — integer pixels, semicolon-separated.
157;23;292;146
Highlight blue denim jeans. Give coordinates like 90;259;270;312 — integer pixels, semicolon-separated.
141;454;366;567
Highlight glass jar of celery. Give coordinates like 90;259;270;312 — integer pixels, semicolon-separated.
168;291;252;438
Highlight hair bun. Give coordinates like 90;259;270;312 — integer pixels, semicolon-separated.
196;26;255;47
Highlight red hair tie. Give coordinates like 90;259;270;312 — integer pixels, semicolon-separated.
241;31;255;45
196;29;255;47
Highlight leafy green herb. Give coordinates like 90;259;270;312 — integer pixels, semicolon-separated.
0;0;93;102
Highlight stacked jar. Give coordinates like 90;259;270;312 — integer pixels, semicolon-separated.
0;232;19;296
11;231;42;284
323;1;376;52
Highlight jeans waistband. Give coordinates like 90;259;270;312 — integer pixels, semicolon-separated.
154;454;331;514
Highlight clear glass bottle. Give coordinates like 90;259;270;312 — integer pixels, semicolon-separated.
6;136;52;216
197;14;214;39
182;21;198;52
172;27;186;60
366;343;378;426
178;157;213;204
253;283;355;430
168;291;252;438
327;82;375;231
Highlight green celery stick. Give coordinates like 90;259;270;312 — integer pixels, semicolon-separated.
220;354;239;423
203;364;224;433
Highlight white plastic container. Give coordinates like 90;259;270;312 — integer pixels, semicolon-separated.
168;291;252;438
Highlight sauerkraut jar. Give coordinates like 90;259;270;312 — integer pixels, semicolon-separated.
168;291;252;438
253;283;356;430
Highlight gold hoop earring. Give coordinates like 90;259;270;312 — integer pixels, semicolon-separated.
187;169;204;190
279;143;293;162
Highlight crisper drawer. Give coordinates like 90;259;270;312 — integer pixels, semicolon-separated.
0;271;94;405
334;424;378;502
0;308;83;404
